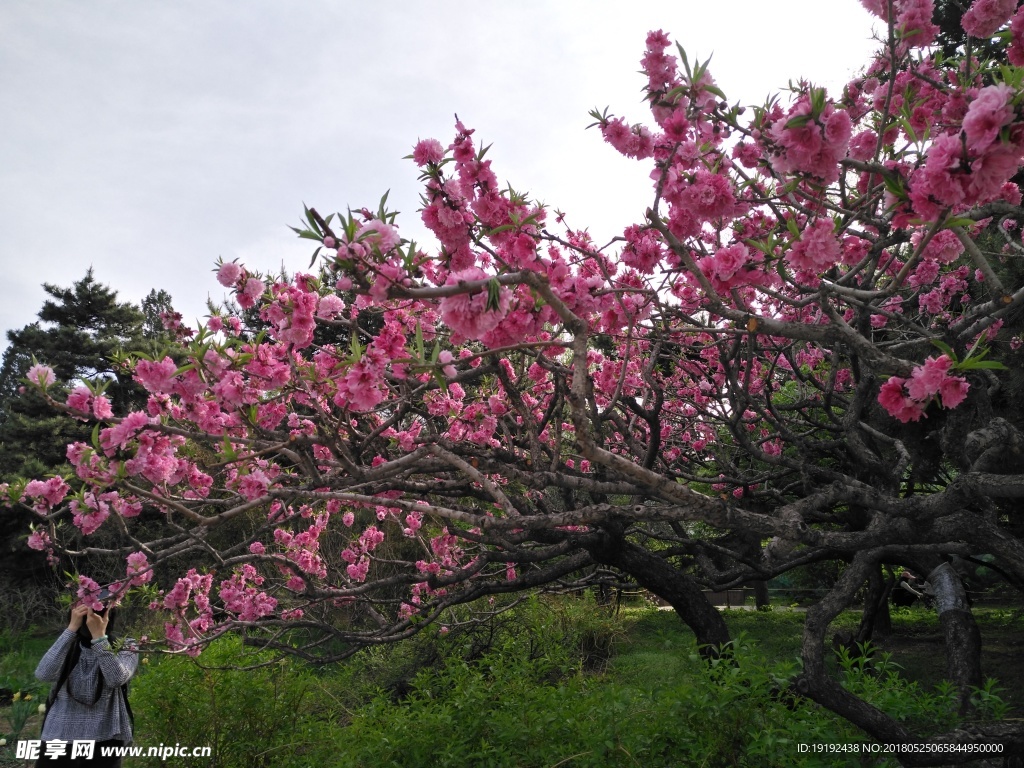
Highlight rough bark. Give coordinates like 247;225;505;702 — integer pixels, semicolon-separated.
856;563;892;643
587;536;731;655
928;562;983;715
753;579;770;610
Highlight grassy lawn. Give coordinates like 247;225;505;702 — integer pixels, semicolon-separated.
613;605;1024;715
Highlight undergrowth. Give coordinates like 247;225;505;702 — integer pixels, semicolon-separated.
2;599;1017;768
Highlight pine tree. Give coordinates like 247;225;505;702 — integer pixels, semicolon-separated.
0;271;181;599
0;269;153;478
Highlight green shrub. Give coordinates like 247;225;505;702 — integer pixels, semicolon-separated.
116;601;1015;768
130;637;341;768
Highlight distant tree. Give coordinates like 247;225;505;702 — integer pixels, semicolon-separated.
0;269;150;478
141;288;177;341
0;271;176;595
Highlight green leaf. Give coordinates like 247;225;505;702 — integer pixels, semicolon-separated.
486;279;503;312
929;339;956;360
431;369;449;394
703;84;727;100
958;359;1008;371
676;43;691;80
809;87;827;118
303;204;320;234
881;172;908;201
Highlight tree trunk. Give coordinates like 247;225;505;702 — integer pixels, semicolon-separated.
588;537;731;655
856;563;891;643
753;579;770;609
928;562;982;715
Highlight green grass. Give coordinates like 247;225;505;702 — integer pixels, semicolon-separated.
3;600;1021;768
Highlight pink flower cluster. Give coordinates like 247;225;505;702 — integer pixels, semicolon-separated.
910;84;1022;220
76;576;106;611
218;564;277;622
787;218;842;273
860;0;938;48
697;243;766;292
878;355;970;422
768;92;852;184
600;117;655;160
126;551;153;586
23;477;70;512
26;364;55;388
961;0;1017;38
438;267;511;343
341;524;386;583
1011;7;1024;65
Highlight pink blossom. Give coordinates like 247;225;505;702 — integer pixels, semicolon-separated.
126;551;153;586
71;495;111;535
413;138;444;166
962;84;1015;154
878;377;926;423
918;228;963;264
357;220;401;254
962;0;1017;37
909;134;967;218
787;218;841;273
880;355;970;421
1009;7;1024;65
769;94;851;183
135;357;179;394
237;277;265;310
940;376;970;408
438;267;511;343
906;355;953;400
66;386;93;414
317;294;345;319
237;469;270;501
92;395;113;420
26;364;56;388
216;262;243;287
99;411;151;455
896;0;938;47
27;529;52;551
600;117;654;160
346;558;370;582
76;576;105;611
24;477;71;509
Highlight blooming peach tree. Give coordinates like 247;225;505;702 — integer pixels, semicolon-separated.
10;0;1024;757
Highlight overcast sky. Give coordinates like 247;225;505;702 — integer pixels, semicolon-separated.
0;2;881;351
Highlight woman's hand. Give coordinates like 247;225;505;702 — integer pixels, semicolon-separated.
67;604;89;632
85;608;110;641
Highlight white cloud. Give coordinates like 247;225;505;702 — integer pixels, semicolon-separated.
0;0;880;348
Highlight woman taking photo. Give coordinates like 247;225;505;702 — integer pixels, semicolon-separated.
34;595;137;766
